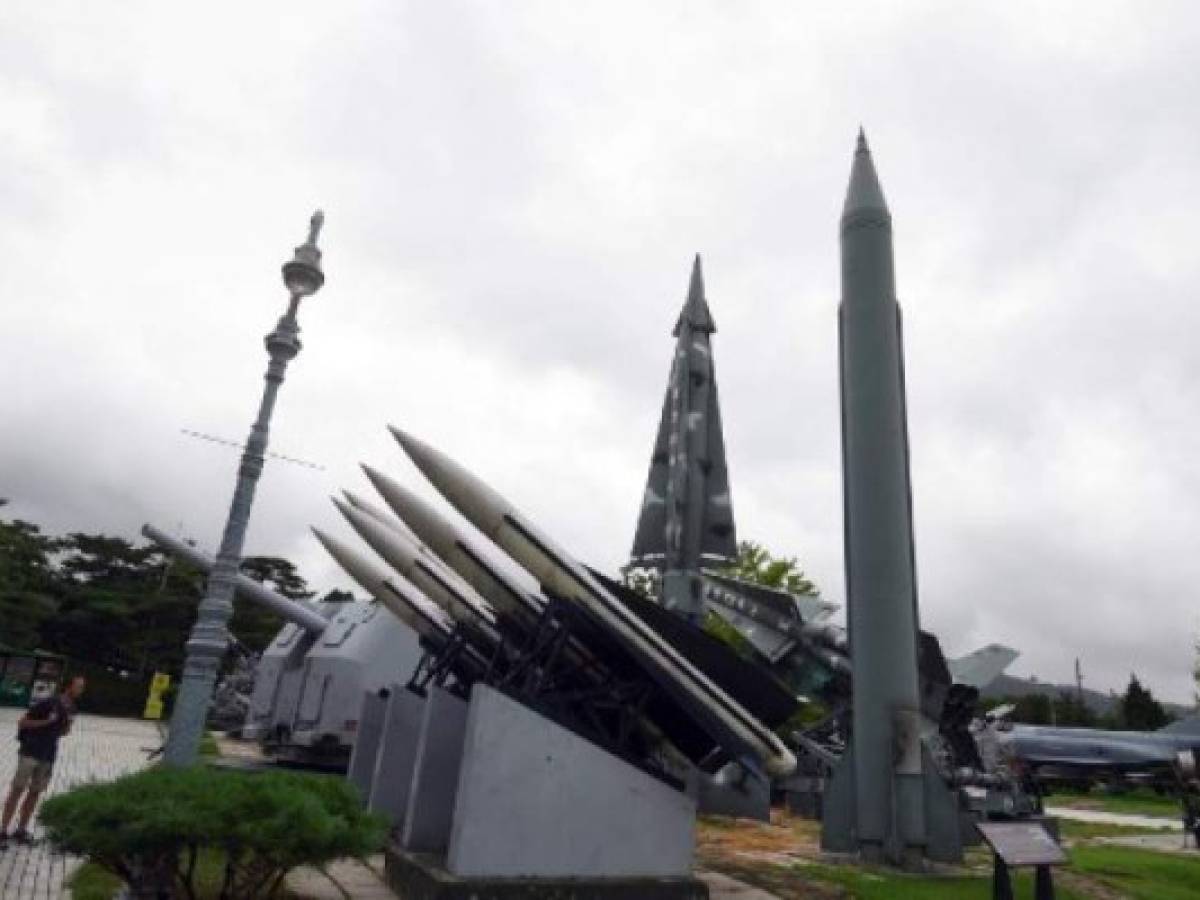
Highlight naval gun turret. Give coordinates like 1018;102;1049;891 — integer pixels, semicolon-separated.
144;524;423;769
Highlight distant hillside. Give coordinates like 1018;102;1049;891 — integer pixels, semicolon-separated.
980;673;1191;719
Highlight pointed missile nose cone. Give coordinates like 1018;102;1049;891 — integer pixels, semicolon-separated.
842;128;890;228
345;483;417;540
363;465;451;551
332;494;394;551
673;253;716;336
390;426;503;535
312;527;452;637
312;526;381;591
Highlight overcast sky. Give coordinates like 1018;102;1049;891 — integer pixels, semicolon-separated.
3;2;1199;703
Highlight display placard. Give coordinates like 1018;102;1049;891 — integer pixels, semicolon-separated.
977;821;1066;867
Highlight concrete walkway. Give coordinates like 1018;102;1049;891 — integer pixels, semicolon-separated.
699;871;782;898
0;710;160;899
1045;805;1183;831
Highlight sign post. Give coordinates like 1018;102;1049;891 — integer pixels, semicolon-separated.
977;821;1066;900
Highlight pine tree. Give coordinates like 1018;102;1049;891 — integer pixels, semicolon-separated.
1118;674;1170;730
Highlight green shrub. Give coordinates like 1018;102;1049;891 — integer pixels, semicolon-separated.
42;766;386;899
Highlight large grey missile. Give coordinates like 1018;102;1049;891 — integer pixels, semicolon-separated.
332;496;500;636
360;464;544;623
142;523;329;634
829;130;928;863
310;526;453;642
390;426;797;778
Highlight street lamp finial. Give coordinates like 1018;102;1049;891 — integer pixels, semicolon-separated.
282;209;326;297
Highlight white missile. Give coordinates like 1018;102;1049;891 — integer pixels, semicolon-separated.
390;427;797;778
331;496;499;636
361;464;544;623
310;527;453;642
342;489;418;542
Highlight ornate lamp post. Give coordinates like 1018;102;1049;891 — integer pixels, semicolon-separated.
164;212;326;766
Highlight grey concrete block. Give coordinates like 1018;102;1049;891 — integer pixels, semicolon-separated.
401;687;470;852
386;848;710;900
347;688;391;803
368;689;427;826
448;685;697;879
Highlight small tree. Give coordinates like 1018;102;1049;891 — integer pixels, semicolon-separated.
1053;691;1097;727
1117;674;1171;731
716;541;818;597
41;766;386;899
621;540;819;602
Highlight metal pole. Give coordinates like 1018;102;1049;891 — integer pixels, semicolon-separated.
163;212;325;766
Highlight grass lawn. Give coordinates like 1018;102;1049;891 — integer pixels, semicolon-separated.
1045;786;1181;819
1070;844;1200;900
71;850;229;899
710;858;1092;900
199;729;221;758
71;850;327;899
698;812;1200;899
68;864;122;900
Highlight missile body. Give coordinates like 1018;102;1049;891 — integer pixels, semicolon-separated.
143;523;329;634
390;427;797;778
332;497;500;639
310;527;453;642
836;132;927;861
360;465;545;623
341;490;418;542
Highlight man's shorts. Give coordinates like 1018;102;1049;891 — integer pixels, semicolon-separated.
11;756;53;794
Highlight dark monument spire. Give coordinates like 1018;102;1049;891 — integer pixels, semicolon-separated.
630;255;736;620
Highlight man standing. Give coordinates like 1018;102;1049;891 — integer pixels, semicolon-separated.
2;675;85;845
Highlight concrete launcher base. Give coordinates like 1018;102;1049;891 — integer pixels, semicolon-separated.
384;849;710;900
379;685;706;896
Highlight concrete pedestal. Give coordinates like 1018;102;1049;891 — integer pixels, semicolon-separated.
401;687;471;852
385;850;709;900
447;686;697;879
347;687;390;802
368;689;427;826
696;763;771;822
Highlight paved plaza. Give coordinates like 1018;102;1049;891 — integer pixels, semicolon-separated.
0;709;160;899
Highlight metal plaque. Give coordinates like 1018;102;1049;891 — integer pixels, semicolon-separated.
977;822;1067;867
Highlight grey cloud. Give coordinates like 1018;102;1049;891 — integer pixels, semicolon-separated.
2;1;1199;703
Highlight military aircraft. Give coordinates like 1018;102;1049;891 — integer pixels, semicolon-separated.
991;713;1200;788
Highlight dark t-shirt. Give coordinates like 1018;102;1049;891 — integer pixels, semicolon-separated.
17;696;72;763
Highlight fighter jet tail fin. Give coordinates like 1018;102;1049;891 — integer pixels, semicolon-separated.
946;643;1019;690
1159;715;1200;736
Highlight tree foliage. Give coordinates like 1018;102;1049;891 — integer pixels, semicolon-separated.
1118;674;1171;731
986;692;1101;727
715;541;818;597
986;674;1173;731
0;505;322;710
621;539;819;602
41;766;386;899
0;505;61;651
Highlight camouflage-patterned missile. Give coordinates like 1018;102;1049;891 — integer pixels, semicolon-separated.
390;426;798;778
359;464;544;623
331;496;500;637
310;527;453;642
143;523;330;634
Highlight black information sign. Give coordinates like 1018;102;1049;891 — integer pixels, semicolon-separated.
977;821;1066;867
978;821;1065;900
